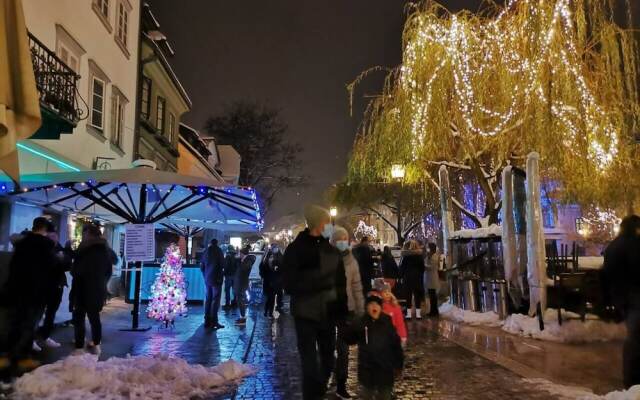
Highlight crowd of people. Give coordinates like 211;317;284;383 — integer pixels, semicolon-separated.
280;204;443;400
0;217;117;375
200;240;257;328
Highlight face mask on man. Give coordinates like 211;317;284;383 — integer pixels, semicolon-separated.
335;240;350;252
321;223;334;240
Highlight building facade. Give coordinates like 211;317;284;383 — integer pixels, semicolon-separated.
135;4;191;172
0;0;141;252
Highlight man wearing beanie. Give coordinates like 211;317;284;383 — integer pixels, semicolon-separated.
283;205;348;400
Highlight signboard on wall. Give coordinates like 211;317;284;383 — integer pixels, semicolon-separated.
125;224;155;262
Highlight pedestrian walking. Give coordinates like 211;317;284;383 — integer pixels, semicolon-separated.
400;240;425;320
352;236;374;295
70;224;116;356
201;239;225;330
260;243;284;318
602;215;640;389
1;217;57;372
425;243;440;317
372;279;407;347
345;295;404;400
331;226;365;399
234;245;256;326
223;246;238;309
283;205;348;400
381;246;399;289
36;225;73;348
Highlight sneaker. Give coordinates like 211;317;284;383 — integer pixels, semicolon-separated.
43;338;61;348
235;318;247;326
213;323;225;330
16;358;40;371
32;341;42;352
416;309;423;320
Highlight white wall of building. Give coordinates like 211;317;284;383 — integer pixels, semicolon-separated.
22;0;140;172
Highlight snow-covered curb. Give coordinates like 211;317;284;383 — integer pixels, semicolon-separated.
524;378;640;400
11;353;255;400
439;303;626;343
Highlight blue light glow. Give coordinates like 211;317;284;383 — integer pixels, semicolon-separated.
16;143;81;172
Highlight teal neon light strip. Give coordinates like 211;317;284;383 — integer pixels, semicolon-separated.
16;143;81;172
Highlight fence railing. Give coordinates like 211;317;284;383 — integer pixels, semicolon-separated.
28;32;80;125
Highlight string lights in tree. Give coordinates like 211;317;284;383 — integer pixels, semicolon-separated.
348;0;640;219
354;220;378;240
147;244;188;327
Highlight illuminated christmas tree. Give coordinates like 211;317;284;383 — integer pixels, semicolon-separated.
147;244;188;326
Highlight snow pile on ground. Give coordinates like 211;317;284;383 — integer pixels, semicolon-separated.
524;378;640;400
439;303;503;327
503;309;626;343
11;353;255;400
439;304;626;343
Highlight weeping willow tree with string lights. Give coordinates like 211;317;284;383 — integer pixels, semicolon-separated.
346;0;640;228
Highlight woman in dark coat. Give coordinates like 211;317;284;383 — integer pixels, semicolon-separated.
261;243;284;317
70;224;116;354
399;240;425;320
381;246;400;289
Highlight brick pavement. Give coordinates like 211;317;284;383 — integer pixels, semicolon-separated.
18;299;565;399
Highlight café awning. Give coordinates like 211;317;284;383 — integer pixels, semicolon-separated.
0;166;263;230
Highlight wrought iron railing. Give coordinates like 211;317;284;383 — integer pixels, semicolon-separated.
28;32;81;124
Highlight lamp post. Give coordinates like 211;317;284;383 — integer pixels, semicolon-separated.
330;206;338;225
391;164;405;245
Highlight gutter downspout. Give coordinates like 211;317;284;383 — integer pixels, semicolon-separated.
132;0;144;162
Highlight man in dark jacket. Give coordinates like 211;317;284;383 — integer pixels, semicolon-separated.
352;236;374;295
261;243;284;317
346;295;404;399
201;239;225;329
234;245;256;326
223;246;238;309
2;217;57;371
36;225;73;348
71;224;116;355
603;215;640;388
282;205;348;400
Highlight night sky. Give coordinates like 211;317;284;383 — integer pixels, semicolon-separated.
148;0;416;225
147;1;533;226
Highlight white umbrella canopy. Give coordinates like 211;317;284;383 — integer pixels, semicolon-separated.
0;167;263;230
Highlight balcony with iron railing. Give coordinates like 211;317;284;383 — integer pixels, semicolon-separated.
28;32;83;135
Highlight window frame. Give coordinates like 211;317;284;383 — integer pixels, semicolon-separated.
110;92;125;148
140;76;152;120
155;96;166;134
89;76;106;130
98;0;109;19
116;2;129;49
167;112;176;144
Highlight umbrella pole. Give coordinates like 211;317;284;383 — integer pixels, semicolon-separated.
121;184;150;332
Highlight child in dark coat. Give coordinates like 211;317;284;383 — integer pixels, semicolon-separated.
346;295;404;400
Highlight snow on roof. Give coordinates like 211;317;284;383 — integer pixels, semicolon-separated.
450;224;502;239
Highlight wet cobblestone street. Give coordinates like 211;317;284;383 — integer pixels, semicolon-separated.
35;299;579;399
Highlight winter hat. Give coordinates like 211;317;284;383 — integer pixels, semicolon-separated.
331;225;349;242
373;278;391;293
365;295;383;307
304;205;330;229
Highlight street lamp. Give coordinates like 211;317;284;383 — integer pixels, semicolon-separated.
330;206;338;225
391;164;405;180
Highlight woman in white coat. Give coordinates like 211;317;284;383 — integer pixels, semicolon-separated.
425;243;441;317
331;226;365;399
